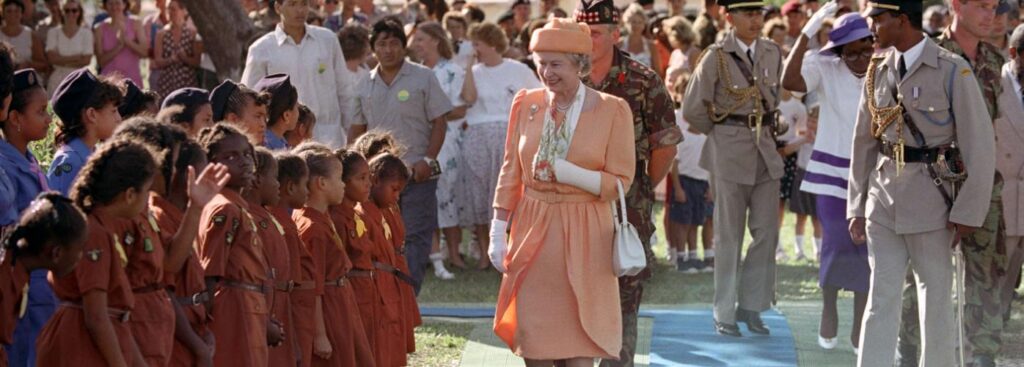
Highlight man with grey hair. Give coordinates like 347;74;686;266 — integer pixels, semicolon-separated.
924;4;948;36
576;0;681;366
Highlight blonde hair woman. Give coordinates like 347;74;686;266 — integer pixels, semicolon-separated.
489;18;636;367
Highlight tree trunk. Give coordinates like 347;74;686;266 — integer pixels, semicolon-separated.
178;0;256;81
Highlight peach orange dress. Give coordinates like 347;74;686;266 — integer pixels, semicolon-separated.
492;88;636;359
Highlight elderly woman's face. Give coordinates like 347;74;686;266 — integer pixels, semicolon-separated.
534;51;581;93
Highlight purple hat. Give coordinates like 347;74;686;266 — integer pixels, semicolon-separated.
820;12;871;56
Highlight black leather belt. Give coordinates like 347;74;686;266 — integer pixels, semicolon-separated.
60;301;131;322
719;112;777;129
175;290;212;306
880;141;941;163
221;279;268;294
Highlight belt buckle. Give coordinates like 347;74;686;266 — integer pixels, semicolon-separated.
747;113;761;129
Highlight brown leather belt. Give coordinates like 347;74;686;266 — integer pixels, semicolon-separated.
274;280;317;292
131;284;164;294
325;277;348;287
374;262;417;286
175;290;212;306
221;279;268;294
60;301;131;322
347;269;375;278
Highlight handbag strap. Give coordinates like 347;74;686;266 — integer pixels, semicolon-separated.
614;179;628;226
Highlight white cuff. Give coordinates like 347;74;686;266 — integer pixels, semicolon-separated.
553;159;602;196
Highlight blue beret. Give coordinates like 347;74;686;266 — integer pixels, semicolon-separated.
162;87;210;110
253;73;294;107
118;79;143;117
51;68;99;124
12;69;41;94
209;79;239;122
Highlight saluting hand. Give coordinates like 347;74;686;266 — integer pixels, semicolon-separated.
189;164;231;207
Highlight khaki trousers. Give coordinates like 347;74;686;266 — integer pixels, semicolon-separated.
711;155;779;324
858;221;956;367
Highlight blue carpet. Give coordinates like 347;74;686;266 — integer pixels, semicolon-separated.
420;307;798;367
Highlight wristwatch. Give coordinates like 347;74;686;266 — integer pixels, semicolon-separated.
423;156;442;179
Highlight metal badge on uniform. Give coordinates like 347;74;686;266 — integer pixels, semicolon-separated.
259;220;268;230
397;90;410;102
143;238;154;253
87;249;102;262
124;232;135;247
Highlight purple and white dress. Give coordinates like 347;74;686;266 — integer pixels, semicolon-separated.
799;51;870;293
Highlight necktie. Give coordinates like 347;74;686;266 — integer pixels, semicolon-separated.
746;49;754;65
898;56;907;80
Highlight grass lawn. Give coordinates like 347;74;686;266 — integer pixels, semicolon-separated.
412;205;1024;366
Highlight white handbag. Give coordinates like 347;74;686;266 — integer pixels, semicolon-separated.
612;179;647;277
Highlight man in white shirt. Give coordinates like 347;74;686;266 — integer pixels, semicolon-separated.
242;0;356;149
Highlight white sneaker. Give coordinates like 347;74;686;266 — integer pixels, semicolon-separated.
434;266;455;280
818;335;838;350
430;253;455;280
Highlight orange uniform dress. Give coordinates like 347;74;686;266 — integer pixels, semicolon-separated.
491;89;636;359
251;204;298;367
123;210;176;366
0;253;30;367
273;206;318;367
36;211;137;366
381;205;420;355
334;203;405;366
197;190;270;367
150;194;213;367
293;207;375;367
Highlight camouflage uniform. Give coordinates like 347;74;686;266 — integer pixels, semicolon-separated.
587;47;681;367
897;30;1009;365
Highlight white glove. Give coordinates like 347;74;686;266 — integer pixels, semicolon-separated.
802;1;840;38
488;219;509;273
553;159;602;196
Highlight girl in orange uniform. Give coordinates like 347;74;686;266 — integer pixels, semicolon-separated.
372;155;421;357
154;140;226;367
112;118;199;366
195;123;272;367
37;140;157;367
273;152;316;367
293;146;375;367
334;149;405;366
0;193;87;367
245;147;293;364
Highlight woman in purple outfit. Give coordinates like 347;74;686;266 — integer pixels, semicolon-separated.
781;4;874;353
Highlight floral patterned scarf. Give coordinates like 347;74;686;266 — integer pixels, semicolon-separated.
532;82;587;182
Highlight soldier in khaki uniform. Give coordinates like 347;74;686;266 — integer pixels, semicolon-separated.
894;0;1010;366
848;0;996;366
682;0;785;337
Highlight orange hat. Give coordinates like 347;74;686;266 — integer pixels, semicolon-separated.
529;18;593;54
